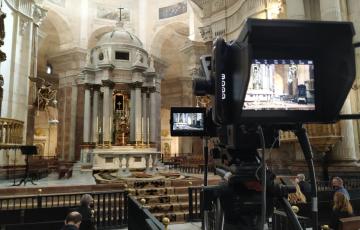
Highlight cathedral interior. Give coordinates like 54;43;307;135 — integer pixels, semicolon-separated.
0;0;360;229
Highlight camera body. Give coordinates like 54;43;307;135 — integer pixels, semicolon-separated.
170;18;356;229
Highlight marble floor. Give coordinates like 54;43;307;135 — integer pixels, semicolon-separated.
0;171;96;188
119;222;201;230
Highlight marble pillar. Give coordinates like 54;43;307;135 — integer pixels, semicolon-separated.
135;83;142;143
130;86;135;142
102;80;114;146
286;0;305;19
347;0;360;161
91;85;100;144
83;84;91;143
69;82;78;161
320;0;358;163
149;88;156;143
142;90;148;142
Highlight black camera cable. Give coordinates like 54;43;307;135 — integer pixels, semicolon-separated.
257;125;267;230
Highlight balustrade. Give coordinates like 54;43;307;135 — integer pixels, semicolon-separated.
0;118;24;147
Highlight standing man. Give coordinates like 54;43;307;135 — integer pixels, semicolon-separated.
297;173;311;202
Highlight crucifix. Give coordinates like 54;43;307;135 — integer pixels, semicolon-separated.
118;7;124;22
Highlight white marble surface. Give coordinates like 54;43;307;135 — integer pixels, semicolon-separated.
0;172;96;189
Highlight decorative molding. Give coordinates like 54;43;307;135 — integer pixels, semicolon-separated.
199;25;212;41
33;4;48;26
159;1;187;20
19;17;29;36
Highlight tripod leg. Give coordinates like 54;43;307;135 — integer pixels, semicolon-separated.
279;197;303;230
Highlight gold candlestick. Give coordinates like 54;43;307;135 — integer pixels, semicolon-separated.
122;132;125;146
147;117;150;147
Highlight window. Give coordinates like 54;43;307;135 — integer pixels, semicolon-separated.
115;51;129;60
46;62;53;75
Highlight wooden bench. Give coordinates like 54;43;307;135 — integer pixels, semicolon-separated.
340;216;360;230
5;221;64;230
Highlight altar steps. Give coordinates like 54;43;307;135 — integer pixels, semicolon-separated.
128;178;220;223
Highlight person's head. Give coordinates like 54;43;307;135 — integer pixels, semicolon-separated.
288;184;306;204
297;174;305;182
80;194;94;208
65;211;82;228
333;192;353;214
331;177;344;190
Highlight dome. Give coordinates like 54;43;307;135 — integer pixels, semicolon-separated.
96;22;143;48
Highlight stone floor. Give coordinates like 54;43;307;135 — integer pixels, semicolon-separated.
119;222;201;230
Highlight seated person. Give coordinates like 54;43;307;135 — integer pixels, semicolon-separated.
330;192;354;230
288;184;307;204
62;211;82;230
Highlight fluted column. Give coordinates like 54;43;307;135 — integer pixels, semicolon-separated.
102;80;114;146
286;0;305;19
130;86;136;142
83;84;91;143
91;85;100;143
142;89;148;142
69;82;78;161
149;87;157;143
135;83;142;143
320;0;358;162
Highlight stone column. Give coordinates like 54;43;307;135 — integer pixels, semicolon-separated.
130;85;136;142
83;84;91;143
135;83;142;143
286;0;305;19
91;85;100;144
348;0;360;161
149;87;157;143
142;89;148;142
320;0;358;163
145;154;150;172
69;82;78;161
102;80;114;146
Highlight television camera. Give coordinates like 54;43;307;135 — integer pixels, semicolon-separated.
170;19;356;230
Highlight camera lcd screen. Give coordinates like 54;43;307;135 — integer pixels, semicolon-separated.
170;107;206;136
243;59;315;111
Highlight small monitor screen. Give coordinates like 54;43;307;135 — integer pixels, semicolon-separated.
172;112;204;132
243;59;315;111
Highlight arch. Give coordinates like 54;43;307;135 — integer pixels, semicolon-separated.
42;7;74;46
87;26;114;49
149;21;189;58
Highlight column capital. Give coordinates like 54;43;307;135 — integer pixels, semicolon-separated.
129;82;143;89
84;83;92;90
102;80;115;89
92;84;101;91
148;87;156;93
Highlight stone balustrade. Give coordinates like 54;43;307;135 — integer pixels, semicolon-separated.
0;118;24;147
280;123;342;152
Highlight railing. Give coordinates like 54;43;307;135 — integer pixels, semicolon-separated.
128;196;165;230
272;210;311;230
0;118;24;146
0;190;128;229
188;186;203;222
317;179;360;191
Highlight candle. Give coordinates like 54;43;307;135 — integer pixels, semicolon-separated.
122;132;125;145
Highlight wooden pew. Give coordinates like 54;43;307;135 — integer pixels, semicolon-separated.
340;216;360;230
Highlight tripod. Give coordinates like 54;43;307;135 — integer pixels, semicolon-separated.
16;146;38;186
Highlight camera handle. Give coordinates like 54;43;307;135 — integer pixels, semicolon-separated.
203;137;209;186
294;126;318;230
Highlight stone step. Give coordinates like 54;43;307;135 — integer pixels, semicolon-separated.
144;202;200;214
134;194;190;204
128;186;189;196
153;211;189;223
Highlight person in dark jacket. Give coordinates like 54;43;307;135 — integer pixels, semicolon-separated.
297;173;311;201
330;192;354;230
62;211;82;230
77;194;96;230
